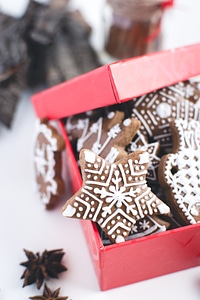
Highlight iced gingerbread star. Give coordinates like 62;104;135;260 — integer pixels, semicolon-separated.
62;149;170;243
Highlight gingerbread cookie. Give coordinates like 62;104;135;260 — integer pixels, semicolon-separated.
131;81;200;153
62;149;170;243
65;108;106;141
98;215;170;245
34;119;65;209
67;110;141;163
158;118;200;225
127;132;160;182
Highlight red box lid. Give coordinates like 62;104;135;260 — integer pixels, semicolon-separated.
32;43;200;120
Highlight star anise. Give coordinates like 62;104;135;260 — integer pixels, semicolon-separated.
29;283;69;300
20;249;67;289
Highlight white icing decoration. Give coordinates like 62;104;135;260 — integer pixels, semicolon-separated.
157;203;170;214
115;235;125;243
62;205;77;217
34;120;61;205
123;118;131;126
84;150;96;163
156;102;171;118
163;119;200;224
127;132;160;181
139;152;149;164
105;147;119;163
107;111;115;119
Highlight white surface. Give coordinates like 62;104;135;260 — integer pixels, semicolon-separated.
1;0;200;299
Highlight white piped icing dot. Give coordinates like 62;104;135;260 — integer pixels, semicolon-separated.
84;150;96;163
156;102;171;118
123;118;131;126
107;111;115;119
116;236;125;243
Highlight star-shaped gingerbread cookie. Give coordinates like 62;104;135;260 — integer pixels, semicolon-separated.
34;119;65;209
98;215;170;245
158;118;200;225
62;149;170;243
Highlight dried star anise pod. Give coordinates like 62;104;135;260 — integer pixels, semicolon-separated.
29;283;69;300
20;249;67;289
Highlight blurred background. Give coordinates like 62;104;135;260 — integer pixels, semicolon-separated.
0;0;200;129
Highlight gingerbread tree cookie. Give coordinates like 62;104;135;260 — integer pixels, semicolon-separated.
34;119;65;209
158;118;200;225
62;149;170;243
131;81;200;153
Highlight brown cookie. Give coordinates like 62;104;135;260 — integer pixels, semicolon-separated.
131;81;200;153
77;111;140;163
127;131;160;182
158;118;200;225
65;108;106;141
34;119;65;209
98;215;170;245
62;149;170;244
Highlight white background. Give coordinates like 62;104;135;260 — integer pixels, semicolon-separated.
0;0;200;299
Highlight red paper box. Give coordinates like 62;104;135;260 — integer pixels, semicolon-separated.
32;43;200;291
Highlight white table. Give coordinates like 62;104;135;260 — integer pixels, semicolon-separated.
1;0;200;299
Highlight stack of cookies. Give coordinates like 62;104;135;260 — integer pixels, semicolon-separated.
60;77;200;244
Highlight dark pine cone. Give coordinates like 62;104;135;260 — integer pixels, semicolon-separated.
20;248;67;289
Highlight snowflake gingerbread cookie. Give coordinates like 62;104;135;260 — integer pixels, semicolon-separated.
62;148;170;243
34;119;65;209
131;81;200;153
158;118;200;225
